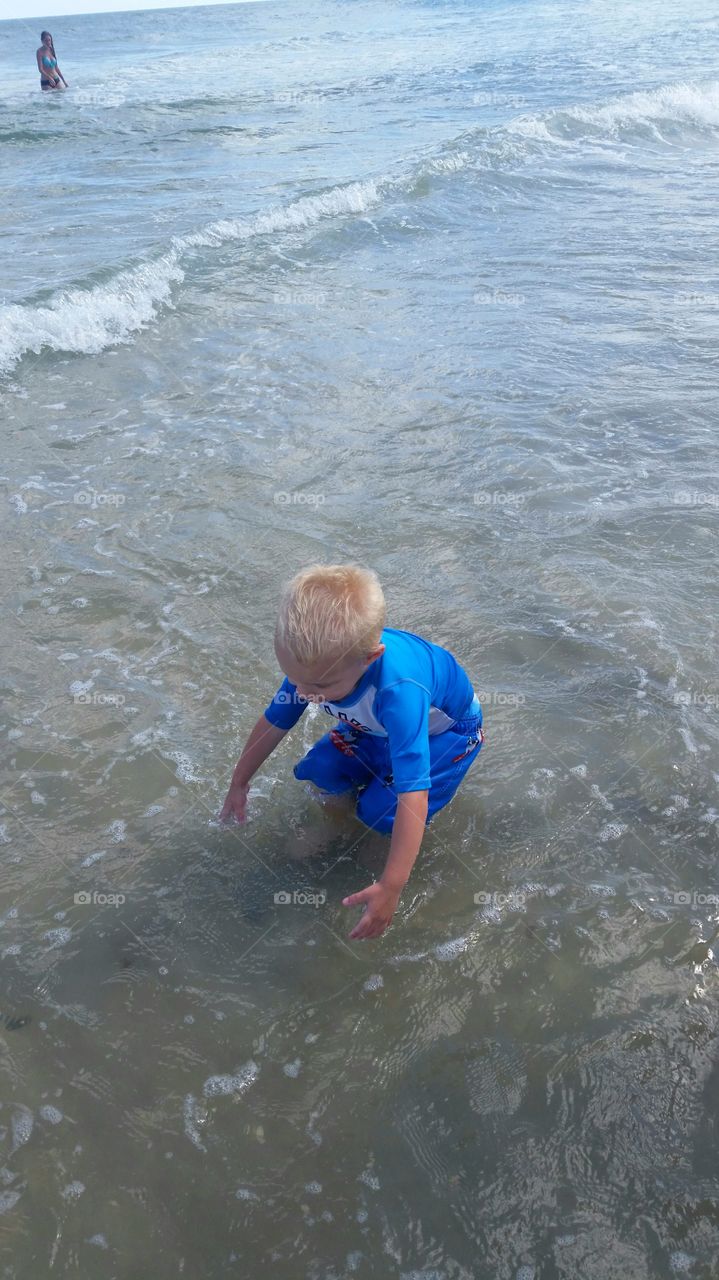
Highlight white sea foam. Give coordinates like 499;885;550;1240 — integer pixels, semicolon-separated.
61;1181;85;1201
11;1107;33;1152
363;974;384;991
163;751;203;783
599;822;627;842
182;1093;207;1151
203;1060;259;1098
39;1105;63;1125
43;927;72;947
81;850;107;867
0;179;382;376
0;254;184;375
509;80;719;147
435;935;470;961
5;79;716;379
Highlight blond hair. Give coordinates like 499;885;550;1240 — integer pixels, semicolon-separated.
275;564;386;666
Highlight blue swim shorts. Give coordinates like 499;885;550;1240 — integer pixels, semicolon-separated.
293;711;483;834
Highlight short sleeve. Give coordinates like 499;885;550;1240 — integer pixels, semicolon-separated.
375;678;431;793
263;677;307;732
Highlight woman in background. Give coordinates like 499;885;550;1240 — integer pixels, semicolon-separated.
36;32;68;91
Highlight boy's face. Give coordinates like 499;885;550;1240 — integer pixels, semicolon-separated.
275;639;385;704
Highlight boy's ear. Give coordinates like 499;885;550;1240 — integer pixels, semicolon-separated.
366;642;385;665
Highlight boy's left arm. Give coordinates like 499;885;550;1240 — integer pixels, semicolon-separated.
343;789;428;940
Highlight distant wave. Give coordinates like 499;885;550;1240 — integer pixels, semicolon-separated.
3;80;717;375
507;80;719;145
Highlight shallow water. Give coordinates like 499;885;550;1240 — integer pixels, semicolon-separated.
2;0;719;1275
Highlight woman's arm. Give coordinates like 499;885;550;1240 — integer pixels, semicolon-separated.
56;65;68;87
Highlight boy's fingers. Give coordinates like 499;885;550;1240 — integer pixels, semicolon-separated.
342;889;372;908
218;803;245;824
349;918;386;940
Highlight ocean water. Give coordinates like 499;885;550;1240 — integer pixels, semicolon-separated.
2;0;719;1275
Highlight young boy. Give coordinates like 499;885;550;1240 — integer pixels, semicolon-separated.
220;565;483;941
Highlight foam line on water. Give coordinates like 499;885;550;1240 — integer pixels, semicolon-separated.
0;178;383;376
3;79;717;376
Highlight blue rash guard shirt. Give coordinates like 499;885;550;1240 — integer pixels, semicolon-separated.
263;627;479;793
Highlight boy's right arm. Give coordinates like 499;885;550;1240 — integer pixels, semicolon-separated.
219;714;288;823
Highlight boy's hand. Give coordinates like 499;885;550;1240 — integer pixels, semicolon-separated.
343;882;401;940
219;782;249;824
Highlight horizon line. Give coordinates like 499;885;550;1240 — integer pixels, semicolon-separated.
1;0;276;24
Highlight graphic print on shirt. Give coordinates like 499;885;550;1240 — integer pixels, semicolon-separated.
451;727;484;763
320;681;458;738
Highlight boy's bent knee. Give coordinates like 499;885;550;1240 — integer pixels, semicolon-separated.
356;788;396;834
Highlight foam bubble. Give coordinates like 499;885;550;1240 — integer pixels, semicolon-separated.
43;927;72;947
69;680;94;697
0;1190;21;1214
39;1105;63;1125
11;1107;33;1152
61;1181;85;1201
183;1094;207;1151
435;935;469;961
164;751;203;783
81;850;106;867
599;822;627;842
203;1060;259;1098
363;974;384;991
